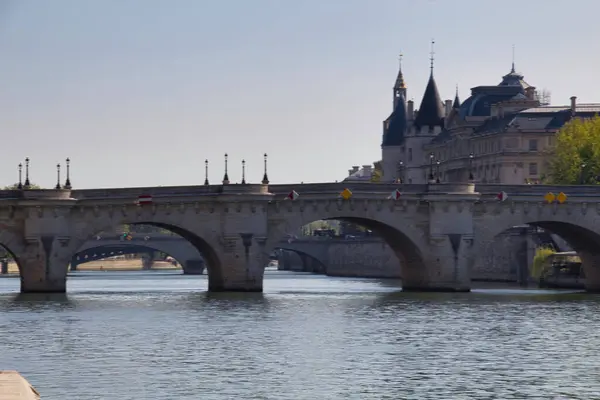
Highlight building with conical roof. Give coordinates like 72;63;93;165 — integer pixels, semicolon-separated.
347;48;600;185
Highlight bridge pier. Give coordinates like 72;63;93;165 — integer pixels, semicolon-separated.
578;252;600;292
0;259;7;274
19;259;67;293
207;234;266;292
182;259;205;275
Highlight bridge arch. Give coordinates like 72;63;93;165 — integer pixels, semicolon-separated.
265;202;429;287
473;204;600;289
73;240;204;274
66;215;222;288
0;229;27;275
275;247;327;274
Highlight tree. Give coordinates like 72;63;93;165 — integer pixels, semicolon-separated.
547;116;600;184
370;161;382;182
3;183;42;190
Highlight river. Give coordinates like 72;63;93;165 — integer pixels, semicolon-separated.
0;270;599;399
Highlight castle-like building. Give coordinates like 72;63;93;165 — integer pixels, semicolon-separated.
346;53;600;184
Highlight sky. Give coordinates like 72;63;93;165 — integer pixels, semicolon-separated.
0;0;598;189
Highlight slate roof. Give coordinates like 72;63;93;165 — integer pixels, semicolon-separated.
431;104;600;145
414;73;445;129
458;85;524;119
498;66;531;89
382;92;408;146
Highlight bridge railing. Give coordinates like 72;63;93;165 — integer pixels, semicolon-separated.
71;184;265;200
268;182;430;195
475;184;600;197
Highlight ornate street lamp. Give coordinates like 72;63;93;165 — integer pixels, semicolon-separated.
24;157;31;189
64;158;72;189
397;160;404;184
436;160;441;183
241;159;246;184
428;153;434;182
204;159;209;186
55;163;61;190
468;153;474;181
17;163;23;190
262;153;269;184
580;163;586;184
222;153;230;185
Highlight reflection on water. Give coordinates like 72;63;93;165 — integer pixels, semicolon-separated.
1;270;599;399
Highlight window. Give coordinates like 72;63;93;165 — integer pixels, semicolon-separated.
529;163;538;175
408;148;413;161
528;139;538;151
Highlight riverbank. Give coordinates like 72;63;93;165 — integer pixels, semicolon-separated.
1;259;180;274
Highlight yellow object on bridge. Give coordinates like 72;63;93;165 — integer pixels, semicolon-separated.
544;192;556;203
556;192;568;204
340;188;353;200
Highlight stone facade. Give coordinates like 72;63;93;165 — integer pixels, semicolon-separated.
279;228;537;282
3;182;600;293
346;55;600;186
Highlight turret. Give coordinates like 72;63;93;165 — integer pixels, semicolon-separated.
381;53;409;182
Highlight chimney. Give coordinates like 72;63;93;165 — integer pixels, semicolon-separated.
525;87;535;100
352;166;359;174
570;96;577;112
407;100;414;120
362;165;372;175
444;100;453;117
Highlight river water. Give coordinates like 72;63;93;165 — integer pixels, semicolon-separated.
1;270;599;399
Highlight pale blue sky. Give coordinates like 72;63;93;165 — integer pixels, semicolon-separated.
0;0;598;188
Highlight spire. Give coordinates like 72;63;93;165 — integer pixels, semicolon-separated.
429;39;435;75
511;44;516;73
394;53;406;89
393;52;406;109
414;42;444;130
453;85;460;109
382;91;407;147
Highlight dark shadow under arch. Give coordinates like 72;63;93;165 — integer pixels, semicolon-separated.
476;220;600;285
275;248;327;274
0;243;22;276
274;216;426;284
122;222;220;278
327;217;425;274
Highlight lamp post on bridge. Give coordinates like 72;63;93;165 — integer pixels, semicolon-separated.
580;163;586;184
468;153;474;182
17;163;22;190
55;163;61;190
396;160;404;183
24;157;31;189
204;159;209;186
262;153;269;185
428;153;434;182
222;153;230;185
435;160;441;183
241;159;246;184
64;158;72;189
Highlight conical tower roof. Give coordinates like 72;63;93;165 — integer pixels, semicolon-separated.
414;73;444;129
382;91;408;146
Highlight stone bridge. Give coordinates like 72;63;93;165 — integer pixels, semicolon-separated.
73;234;205;274
1;181;600;293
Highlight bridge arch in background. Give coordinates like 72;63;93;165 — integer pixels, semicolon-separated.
66;218;222;290
473;207;600;289
265;204;430;289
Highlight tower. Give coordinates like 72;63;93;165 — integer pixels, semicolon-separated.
403;40;445;184
381;53;409;183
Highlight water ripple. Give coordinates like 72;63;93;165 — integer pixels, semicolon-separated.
0;272;599;399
